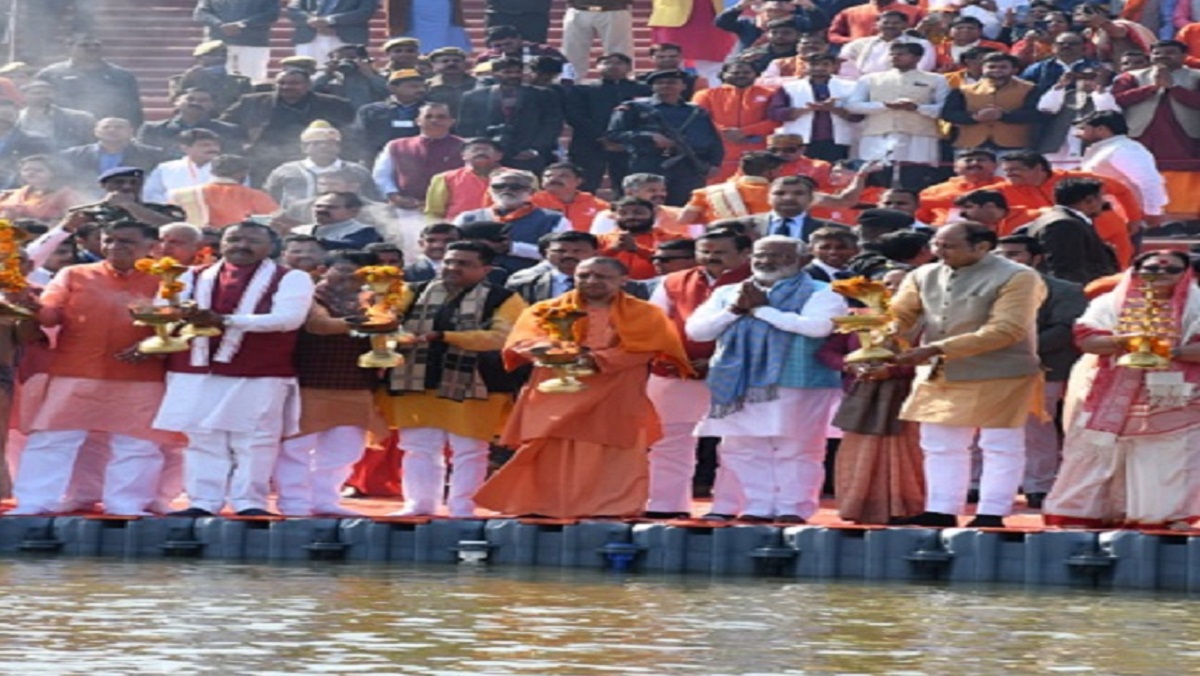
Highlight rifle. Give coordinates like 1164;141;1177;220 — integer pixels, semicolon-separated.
641;103;710;175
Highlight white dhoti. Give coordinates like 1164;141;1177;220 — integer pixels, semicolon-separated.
154;373;300;513
696;388;840;518
398;427;490;518
275;425;367;516
646;375;710;514
10;430;162;516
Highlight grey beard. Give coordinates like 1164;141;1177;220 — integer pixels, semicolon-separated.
752;263;801;285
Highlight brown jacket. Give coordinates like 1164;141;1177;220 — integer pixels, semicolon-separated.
943;77;1040;149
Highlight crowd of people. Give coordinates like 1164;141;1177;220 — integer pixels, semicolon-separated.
0;0;1197;529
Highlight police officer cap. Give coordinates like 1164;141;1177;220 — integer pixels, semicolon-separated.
646;69;687;84
98;166;144;183
382;37;420;52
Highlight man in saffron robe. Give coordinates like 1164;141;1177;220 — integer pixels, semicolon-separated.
679;151;783;226
474;256;691;519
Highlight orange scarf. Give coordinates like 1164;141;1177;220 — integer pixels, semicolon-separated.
1120;0;1148;22
505;290;694;376
493;203;537;223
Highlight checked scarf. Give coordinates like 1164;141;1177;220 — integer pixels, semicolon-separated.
389;281;491;401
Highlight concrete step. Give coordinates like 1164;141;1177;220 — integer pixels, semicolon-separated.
20;0;664;120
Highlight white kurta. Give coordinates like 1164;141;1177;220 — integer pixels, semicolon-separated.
142;159;214;205
152;267;314;437
154;372;302;437
686;279;847;437
1081;134;1170;216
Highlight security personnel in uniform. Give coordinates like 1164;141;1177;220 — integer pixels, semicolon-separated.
606;70;723;207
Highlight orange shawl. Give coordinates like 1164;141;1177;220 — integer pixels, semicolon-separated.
504;290;693;376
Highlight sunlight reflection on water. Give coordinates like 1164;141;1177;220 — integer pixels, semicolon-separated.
0;559;1192;674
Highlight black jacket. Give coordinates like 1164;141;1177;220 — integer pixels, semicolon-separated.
456;85;564;158
566;78;651;148
219;91;356;166
1019;206;1119;285
356;98;423;157
1037;273;1087;382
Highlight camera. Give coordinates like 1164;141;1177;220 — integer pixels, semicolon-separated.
69;202;131;224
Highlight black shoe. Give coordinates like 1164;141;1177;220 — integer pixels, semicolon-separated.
897;511;959;527
168;507;214;517
775;514;806;525
236;508;279;517
691;484;713;499
966;489;980;504
643;511;691;520
1025;492;1046;509
966;514;1006;528
700;513;734;522
737;514;773;524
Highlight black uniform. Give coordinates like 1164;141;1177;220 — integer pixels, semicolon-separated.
566;77;651;194
606;96;723;207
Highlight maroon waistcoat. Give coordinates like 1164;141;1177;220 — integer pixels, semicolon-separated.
168;263;299;378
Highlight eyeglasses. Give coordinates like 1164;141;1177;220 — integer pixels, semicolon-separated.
490;182;530;191
1056;41;1084;47
1140;265;1186;274
768;146;802;153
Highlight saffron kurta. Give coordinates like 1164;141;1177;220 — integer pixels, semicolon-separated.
693;84;780;181
30;262;179;445
681;176;771;224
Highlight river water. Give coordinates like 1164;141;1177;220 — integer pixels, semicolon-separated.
1;559;1193;674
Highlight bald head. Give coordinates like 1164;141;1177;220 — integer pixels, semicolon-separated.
575;256;628;304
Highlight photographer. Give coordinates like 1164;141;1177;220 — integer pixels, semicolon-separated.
26;167;185;273
313;44;388;111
